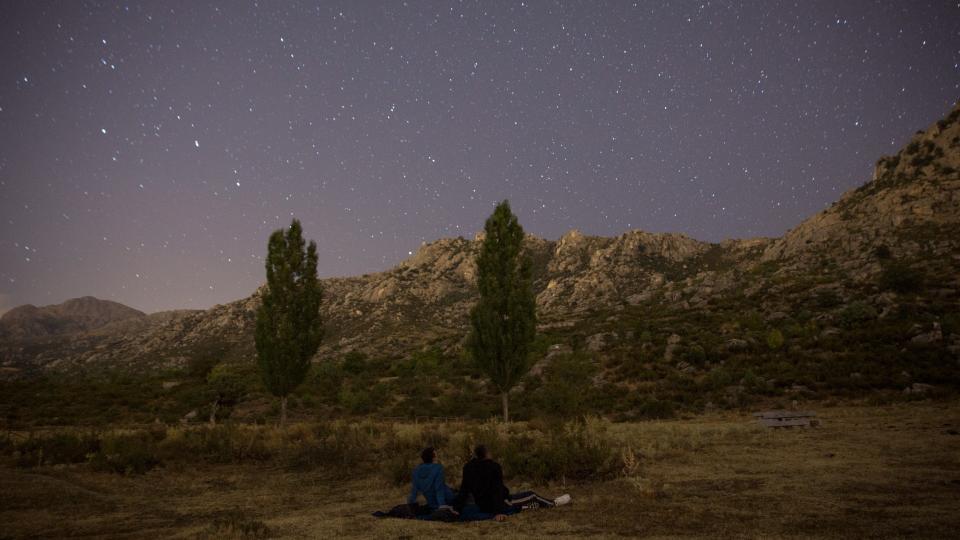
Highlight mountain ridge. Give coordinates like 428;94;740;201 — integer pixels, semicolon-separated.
0;296;146;341
2;101;959;379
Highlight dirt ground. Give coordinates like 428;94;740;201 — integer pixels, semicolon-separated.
2;402;959;539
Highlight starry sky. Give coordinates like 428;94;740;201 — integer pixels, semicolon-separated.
1;1;958;315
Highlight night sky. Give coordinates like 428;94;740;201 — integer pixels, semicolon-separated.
1;1;958;314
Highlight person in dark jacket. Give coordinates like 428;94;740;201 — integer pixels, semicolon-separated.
454;444;571;521
407;447;457;511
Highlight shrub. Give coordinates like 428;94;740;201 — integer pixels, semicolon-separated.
533;353;597;419
739;311;765;332
942;312;960;337
185;342;229;379
158;425;253;464
682;344;707;365
741;370;768;394
874;244;892;260
704;367;737;390
0;432;12;455
623;394;676;420
90;430;162;474
383;453;415;487
880;260;922;293
15;432;100;467
814;290;842;308
342;351;368;375
286;421;378;471
837;301;878;328
207;363;247;422
765;329;784;350
491;419;618;483
338;386;374;414
393;347;446;378
309;362;344;404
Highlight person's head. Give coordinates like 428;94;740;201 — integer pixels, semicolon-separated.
421;446;437;464
474;444;491;460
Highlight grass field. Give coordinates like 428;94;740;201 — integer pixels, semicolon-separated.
2;402;959;539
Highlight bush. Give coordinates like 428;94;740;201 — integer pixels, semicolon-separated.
408;347;445;375
15;432;100;467
285;421;378;471
486;418;619;483
942;312;960;337
0;432;12;455
342;351;368;375
704;367;737;390
383;453;415;487
741;370;768;394
880;260;922;293
813;289;842;309
632;398;675;420
682;344;707;365
207;363;247;422
837;302;878;328
533;353;597;419
90;430;162;474
338;386;375;414
158;425;254;464
309;362;344;404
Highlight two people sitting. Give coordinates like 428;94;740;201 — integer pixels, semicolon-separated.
408;444;571;522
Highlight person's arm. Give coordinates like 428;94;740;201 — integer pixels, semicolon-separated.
452;463;470;509
492;463;510;514
407;468;419;505
435;467;447;507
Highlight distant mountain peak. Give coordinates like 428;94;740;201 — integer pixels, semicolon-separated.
0;296;145;339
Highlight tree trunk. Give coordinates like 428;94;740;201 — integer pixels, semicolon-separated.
209;399;219;426
280;395;288;426
501;391;509;423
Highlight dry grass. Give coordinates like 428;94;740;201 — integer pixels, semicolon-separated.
2;402;959;539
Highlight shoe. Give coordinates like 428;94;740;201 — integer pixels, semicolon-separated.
553;494;571;506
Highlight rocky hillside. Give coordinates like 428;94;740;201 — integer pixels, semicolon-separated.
0;296;145;340
2;102;959;381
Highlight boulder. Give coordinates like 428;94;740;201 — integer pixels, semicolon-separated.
664;334;682;361
903;383;934;395
911;322;943;344
586;332;616;352
725;338;748;351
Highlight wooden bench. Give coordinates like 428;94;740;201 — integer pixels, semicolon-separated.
753;410;819;428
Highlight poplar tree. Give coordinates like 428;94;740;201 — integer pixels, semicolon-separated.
468;200;536;422
255;219;323;425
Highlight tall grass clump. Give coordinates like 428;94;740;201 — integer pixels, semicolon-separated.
89;429;164;474
456;417;619;484
204;511;271;539
13;431;100;468
3;416;755;485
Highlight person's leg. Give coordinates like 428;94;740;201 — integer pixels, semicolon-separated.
507;490;556;510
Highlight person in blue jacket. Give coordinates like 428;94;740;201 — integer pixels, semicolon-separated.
408;447;457;511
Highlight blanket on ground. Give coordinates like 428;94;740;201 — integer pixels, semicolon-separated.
371;502;519;522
